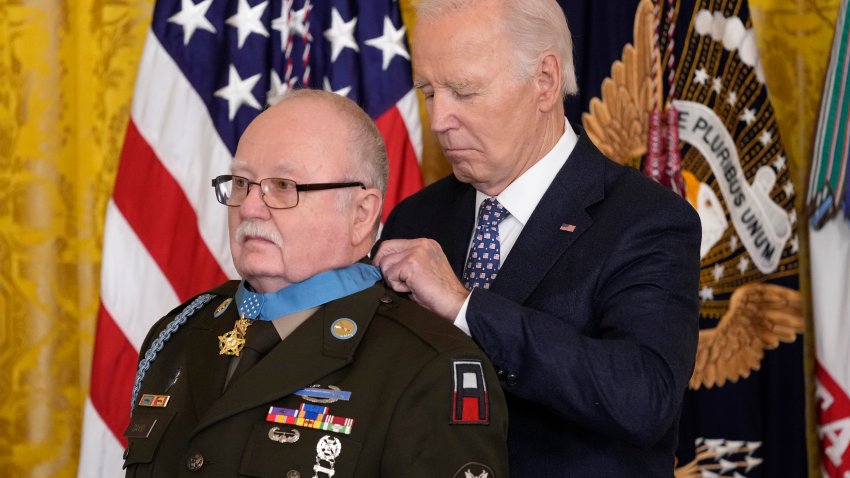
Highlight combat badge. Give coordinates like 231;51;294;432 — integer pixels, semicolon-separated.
295;385;352;404
451;360;489;425
453;462;495;478
313;435;342;478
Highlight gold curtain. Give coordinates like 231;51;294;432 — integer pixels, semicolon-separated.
748;1;841;475
0;0;152;475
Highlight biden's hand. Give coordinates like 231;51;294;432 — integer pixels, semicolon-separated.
372;238;469;321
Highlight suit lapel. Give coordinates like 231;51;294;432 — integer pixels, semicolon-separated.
193;284;382;434
491;134;606;304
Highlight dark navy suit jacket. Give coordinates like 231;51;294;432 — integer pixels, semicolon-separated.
378;131;702;477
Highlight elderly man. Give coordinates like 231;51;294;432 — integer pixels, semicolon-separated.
373;0;701;476
123;89;507;478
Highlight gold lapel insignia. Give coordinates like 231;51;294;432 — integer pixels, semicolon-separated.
330;318;357;340
214;298;233;317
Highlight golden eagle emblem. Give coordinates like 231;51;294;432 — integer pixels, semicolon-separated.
582;0;804;392
690;282;803;389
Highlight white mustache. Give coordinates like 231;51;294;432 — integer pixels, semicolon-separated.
235;220;283;248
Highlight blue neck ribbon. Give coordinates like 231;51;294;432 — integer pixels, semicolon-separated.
235;263;382;321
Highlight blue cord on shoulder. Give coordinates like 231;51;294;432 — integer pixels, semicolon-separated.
130;294;215;412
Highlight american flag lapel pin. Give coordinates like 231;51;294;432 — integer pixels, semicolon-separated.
559;223;576;232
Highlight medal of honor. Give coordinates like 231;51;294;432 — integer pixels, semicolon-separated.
218;316;253;356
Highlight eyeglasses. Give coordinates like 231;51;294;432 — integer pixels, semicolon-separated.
211;175;365;209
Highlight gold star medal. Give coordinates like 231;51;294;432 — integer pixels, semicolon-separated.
219;316;253;356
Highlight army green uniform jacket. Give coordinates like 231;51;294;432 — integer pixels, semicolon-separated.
123;281;508;477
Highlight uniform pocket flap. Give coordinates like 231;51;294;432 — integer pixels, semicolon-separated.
123;411;176;467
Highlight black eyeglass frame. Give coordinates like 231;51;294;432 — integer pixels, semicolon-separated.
211;174;366;210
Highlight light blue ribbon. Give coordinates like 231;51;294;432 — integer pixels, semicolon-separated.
235;263;382;320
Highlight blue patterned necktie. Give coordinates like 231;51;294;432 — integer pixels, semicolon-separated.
462;198;511;290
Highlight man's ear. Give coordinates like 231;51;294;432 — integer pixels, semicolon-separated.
536;51;562;112
351;188;383;246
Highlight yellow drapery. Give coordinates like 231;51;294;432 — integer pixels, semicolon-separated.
0;0;840;475
0;0;152;475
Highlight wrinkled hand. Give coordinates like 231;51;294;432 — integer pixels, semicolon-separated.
373;238;469;321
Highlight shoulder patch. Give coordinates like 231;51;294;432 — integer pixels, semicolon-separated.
453;462;495;478
451;359;489;425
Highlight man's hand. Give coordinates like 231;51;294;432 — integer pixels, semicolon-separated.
372;239;469;321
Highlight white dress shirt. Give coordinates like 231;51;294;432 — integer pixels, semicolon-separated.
454;121;578;335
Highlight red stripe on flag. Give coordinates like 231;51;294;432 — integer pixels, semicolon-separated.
375;106;422;221
113;121;227;301
89;303;136;447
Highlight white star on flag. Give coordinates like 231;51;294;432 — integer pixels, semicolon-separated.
727;90;738;106
226;0;270;48
729;235;739;251
267;70;294;105
694;67;709;85
788;208;797;225
365;16;410;70
699;285;715;301
168;0;216;45
789;235;799;254
215;65;262;119
271;0;294;49
323;77;352;98
289;1;313;39
740;108;756;125
324;8;358;62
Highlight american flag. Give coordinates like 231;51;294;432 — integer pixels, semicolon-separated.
77;0;422;474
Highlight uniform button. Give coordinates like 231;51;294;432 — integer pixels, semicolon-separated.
505;373;518;387
379;294;393;304
186;453;204;471
286;470;301;478
496;369;505;379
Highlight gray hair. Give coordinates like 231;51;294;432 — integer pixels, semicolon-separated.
270;89;389;198
415;0;578;98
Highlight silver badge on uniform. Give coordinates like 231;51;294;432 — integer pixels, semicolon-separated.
312;435;342;477
453;462;496;478
268;427;300;444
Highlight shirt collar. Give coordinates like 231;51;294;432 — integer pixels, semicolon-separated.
475;120;578;224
